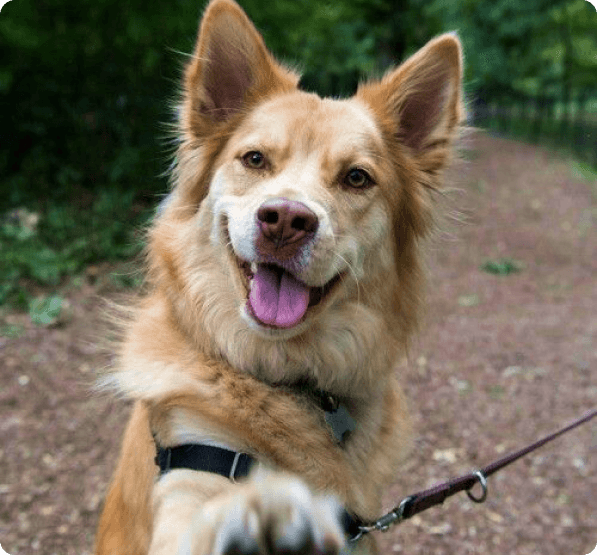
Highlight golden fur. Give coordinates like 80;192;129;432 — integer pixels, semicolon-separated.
94;1;463;554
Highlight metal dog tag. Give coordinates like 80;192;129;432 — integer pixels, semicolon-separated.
324;404;357;443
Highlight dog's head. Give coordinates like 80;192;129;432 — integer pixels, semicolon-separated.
149;0;462;387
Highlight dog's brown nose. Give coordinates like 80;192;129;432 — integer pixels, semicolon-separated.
256;198;318;258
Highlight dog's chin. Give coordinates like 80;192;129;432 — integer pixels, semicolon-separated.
231;256;345;337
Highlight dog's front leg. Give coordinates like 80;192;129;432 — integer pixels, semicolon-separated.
148;467;347;555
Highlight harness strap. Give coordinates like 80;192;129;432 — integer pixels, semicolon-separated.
155;444;254;483
154;442;365;540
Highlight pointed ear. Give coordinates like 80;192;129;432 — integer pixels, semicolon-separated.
183;0;299;133
358;33;463;168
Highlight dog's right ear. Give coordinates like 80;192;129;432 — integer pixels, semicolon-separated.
182;0;299;137
357;34;463;184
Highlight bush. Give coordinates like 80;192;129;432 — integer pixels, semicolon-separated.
1;0;195;211
0;191;150;307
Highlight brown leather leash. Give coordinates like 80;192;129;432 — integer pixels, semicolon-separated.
350;408;597;541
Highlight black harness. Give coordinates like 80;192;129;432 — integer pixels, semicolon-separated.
153;386;365;541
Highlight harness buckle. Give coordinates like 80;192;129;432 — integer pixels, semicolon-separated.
229;452;243;483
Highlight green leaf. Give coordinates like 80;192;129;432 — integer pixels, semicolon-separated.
29;295;63;326
27;247;62;284
0;323;25;338
481;258;523;276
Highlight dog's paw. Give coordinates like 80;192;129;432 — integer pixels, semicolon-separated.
191;474;346;555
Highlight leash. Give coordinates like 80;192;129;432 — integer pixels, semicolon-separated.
349;407;597;541
155;408;596;542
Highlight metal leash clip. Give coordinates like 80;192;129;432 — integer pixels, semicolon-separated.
466;469;488;504
351;496;414;542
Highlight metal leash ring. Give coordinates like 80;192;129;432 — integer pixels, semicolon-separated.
466;469;488;504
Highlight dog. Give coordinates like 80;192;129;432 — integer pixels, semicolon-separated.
94;1;463;553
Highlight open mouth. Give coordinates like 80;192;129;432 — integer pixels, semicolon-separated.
237;259;343;329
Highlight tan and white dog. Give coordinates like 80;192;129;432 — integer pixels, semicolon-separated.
94;1;463;554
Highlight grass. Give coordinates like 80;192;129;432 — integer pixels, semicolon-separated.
0;322;25;338
481;258;523;276
571;160;597;182
571;161;597;199
0;188;152;316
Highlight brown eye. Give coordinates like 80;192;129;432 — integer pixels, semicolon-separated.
242;151;267;170
344;168;373;190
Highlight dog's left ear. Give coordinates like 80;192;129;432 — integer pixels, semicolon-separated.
357;34;463;176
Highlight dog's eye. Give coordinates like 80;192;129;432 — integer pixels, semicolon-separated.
344;168;373;190
242;151;267;170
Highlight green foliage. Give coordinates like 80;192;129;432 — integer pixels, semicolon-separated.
0;190;149;308
29;295;63;326
240;0;441;96
0;0;194;211
426;0;597;100
572;161;597;184
0;323;25;338
481;258;523;276
429;0;597;167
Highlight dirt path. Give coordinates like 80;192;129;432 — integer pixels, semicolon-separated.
1;131;596;555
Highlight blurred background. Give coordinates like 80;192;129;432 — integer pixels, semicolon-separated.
1;1;596;554
1;0;596;309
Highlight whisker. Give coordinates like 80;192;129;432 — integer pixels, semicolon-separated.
331;250;361;306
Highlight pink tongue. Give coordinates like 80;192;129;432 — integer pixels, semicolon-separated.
248;265;310;328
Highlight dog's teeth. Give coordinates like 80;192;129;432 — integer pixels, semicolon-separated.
251;262;258;274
